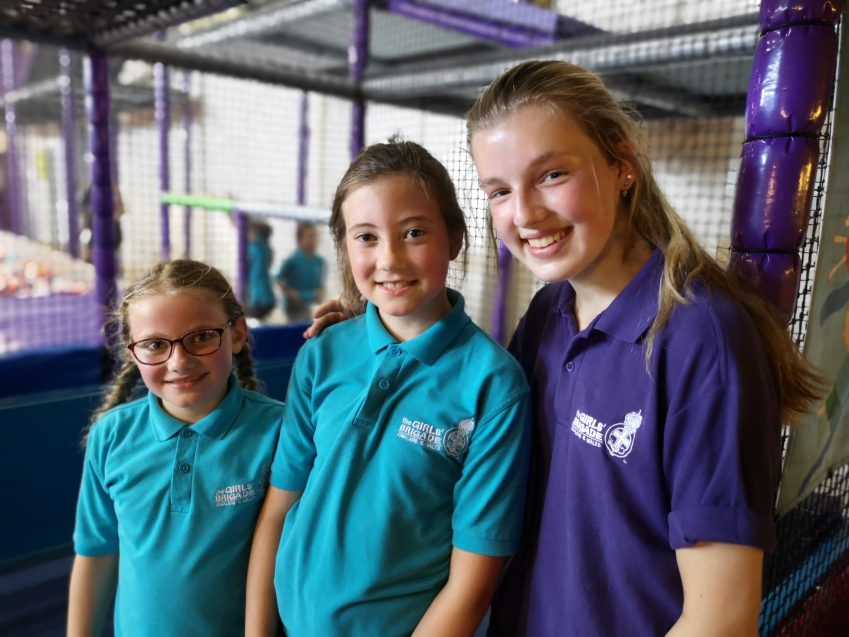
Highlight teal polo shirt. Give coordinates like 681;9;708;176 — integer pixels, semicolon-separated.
74;378;284;637
271;290;532;637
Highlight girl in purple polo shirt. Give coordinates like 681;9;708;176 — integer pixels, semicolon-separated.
465;60;821;636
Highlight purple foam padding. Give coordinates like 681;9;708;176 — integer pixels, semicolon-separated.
297;91;310;206
745;25;838;138
85;48;117;325
760;0;843;31
60;49;80;259
732;136;819;250
155;59;171;260
349;0;368;159
729;251;801;319
490;241;512;344
235;210;248;304
1;40;23;235
181;70;193;258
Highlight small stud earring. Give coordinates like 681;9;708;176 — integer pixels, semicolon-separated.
621;173;633;197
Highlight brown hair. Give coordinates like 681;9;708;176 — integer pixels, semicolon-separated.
329;137;469;312
84;259;258;444
467;60;821;423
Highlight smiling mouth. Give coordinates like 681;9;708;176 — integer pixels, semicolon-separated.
526;229;568;249
168;373;207;386
379;281;414;291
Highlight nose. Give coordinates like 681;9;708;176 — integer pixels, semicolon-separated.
377;237;404;271
513;187;547;227
167;341;196;370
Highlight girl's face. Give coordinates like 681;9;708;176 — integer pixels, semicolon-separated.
127;292;247;424
342;174;459;341
471;104;634;287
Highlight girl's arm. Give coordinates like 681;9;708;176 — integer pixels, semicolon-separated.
666;542;763;637
412;548;506;637
67;553;118;637
245;486;302;637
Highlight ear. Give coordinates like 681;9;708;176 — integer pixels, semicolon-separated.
230;316;249;354
615;142;638;191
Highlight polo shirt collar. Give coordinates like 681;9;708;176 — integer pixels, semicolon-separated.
366;288;470;365
149;375;244;441
555;249;662;344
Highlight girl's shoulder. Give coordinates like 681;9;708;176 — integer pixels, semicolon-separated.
86;395;148;446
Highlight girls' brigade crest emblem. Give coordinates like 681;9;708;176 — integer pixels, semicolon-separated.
443;418;476;457
604;410;642;460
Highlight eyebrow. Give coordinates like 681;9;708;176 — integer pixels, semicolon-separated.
479;151;574;187
348;215;433;232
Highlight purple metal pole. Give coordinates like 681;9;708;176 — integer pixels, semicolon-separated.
182;70;193;258
85;48;117;343
296;91;311;205
235;209;248;304
154;49;172;260
349;0;369;159
491;241;513;343
60;49;80;258
1;40;23;235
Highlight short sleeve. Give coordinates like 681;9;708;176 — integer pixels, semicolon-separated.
270;344;318;491
664;361;781;551
452;392;532;556
73;434;119;556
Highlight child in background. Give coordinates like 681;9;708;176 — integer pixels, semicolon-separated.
245;140;532;637
465;60;821;636
276;222;326;322
67;259;284;637
246;219;276;321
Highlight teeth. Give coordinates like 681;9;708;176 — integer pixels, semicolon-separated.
527;230;566;249
381;281;411;290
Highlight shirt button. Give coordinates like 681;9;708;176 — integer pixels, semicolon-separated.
390;346;402;356
179;463;191;473
378;378;390;390
181;429;193;438
565;361;575;372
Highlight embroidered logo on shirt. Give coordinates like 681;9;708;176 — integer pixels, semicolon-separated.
571;409;605;447
604;410;643;460
443;418;476;457
397;417;445;452
215;478;262;507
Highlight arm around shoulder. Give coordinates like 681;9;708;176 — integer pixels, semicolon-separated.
667;542;763;637
67;553;118;637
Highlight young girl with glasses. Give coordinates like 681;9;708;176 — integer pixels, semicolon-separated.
245;139;531;637
68;259;284;637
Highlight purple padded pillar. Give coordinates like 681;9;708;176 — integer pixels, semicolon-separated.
182;70;193;258
730;0;843;319
491;241;513;343
60;49;80;259
349;0;369;159
155;46;172;260
297;91;310;206
1;39;23;235
85;48;117;342
235;210;248;304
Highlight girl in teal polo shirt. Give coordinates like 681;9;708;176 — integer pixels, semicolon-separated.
246;140;532;636
68;260;284;637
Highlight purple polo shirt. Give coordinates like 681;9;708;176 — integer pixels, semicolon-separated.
488;250;782;636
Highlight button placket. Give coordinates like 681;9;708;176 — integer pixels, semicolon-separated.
171;428;199;512
353;348;406;429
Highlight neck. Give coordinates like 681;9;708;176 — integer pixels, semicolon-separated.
377;290;452;342
571;238;653;330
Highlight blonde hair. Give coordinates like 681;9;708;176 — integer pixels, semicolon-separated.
329;138;469;312
85;260;258;444
467;60;821;423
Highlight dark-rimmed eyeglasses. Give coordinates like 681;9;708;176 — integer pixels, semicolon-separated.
127;321;233;366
